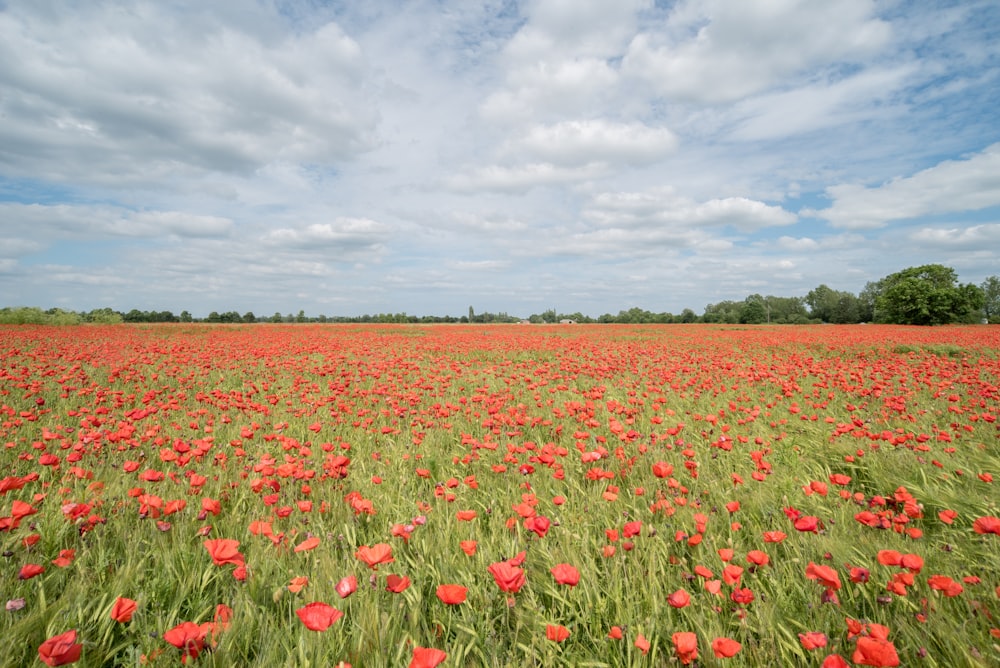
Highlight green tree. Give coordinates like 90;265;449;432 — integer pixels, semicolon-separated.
873;264;984;325
739;294;767;324
981;276;999;323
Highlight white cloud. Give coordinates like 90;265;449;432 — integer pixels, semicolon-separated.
623;0;891;104
0;3;377;186
0;203;233;239
446;162;608;193
585;188;796;232
264;219;390;252
910;223;1000;249
510;120;677;166
811;143;1000;228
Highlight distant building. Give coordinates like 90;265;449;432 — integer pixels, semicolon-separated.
559;319;576;324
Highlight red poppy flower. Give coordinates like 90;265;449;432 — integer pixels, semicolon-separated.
456;510;476;521
973;516;1000;535
355;543;394;569
746;550;769;566
111;597;138;623
436;584;467;604
409;647;447;668
712;637;741;658
608;626;623;640
288;576;309;593
524;515;550;537
672;631;698;665
294;536;320;553
203;538;244;567
667;589;691;608
805;562;841;590
822;654;851;668
296;602;344;631
163;621;210;662
386;574;411;593
335;575;357;599
38;629;82;666
546;624;570;642
19;563;45;580
550;563;580;587
763;531;787;543
852;636;900;667
635;634;650;654
876;550;902;566
799;631;828;650
488;561;526;593
460;540;477;556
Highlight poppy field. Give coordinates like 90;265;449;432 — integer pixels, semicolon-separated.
2;323;999;667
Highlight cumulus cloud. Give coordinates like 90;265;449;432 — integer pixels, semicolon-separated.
810;143;1000;228
510;120;677;166
263;219;390;253
0;3;377;186
585;189;797;232
622;0;891;104
910;223;1000;249
446;162;609;193
0;203;234;240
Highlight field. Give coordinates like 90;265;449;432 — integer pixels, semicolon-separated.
2;323;999;667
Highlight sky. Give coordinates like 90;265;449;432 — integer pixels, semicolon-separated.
1;0;998;319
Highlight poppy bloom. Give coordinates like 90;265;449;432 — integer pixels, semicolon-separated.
852;636;900;667
460;540;477;556
608;626;623;640
822;655;851;668
799;631;828;650
436;584;467;605
111;597;138;623
38;629;82;666
746;550;769;567
712;637;741;658
667;589;691;608
19;563;45;580
805;562;841;590
288;576;309;593
488;561;526;593
296;602;344;631
550;563;580;587
525;515;551;537
763;531;787;543
386;574;411;593
546;624;570;642
409;647;447;668
973;516;1000;535
203;539;244;567
456;510;477;521
635;634;650;654
163;621;210;662
335;575;357;599
294;536;320;552
355;543;394;569
672;631;698;665
876;550;902;566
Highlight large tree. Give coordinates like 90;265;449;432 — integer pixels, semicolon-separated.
872;264;983;325
981;276;1000;323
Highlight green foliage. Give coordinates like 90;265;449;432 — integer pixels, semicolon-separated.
871;264;984;325
981;276;1000;323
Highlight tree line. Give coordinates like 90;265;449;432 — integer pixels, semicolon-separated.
3;265;997;326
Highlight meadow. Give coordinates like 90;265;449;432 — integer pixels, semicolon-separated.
1;323;998;667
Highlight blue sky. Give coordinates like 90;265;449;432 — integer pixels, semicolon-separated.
1;0;998;318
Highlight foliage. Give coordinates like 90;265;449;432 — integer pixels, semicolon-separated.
870;265;984;325
1;324;999;667
981;276;1000;323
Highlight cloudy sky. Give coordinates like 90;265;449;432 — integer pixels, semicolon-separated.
1;0;998;318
